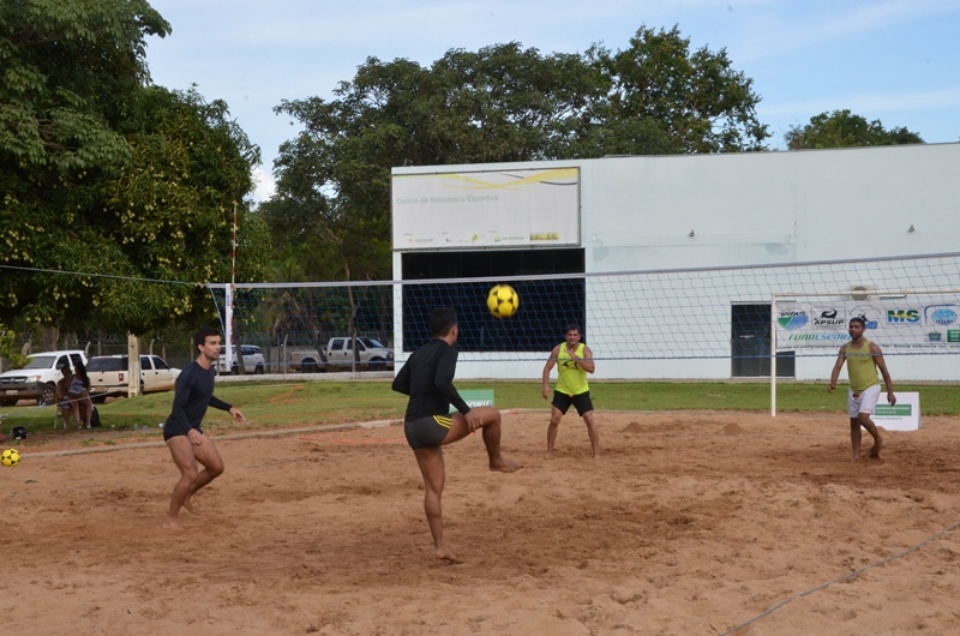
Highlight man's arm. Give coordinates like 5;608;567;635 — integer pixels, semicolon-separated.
391;358;411;395
872;342;896;405
434;347;471;414
168;366;195;429
827;347;846;393
542;346;560;400
199;395;245;426
573;345;596;374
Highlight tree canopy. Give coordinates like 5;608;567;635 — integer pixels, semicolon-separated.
263;25;770;281
785;109;924;149
0;0;266;340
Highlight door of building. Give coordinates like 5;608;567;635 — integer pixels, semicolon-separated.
731;304;795;377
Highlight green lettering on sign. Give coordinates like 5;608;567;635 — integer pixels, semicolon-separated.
450;389;495;413
875;404;913;416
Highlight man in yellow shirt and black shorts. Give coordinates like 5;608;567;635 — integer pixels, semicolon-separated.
542;324;599;457
828;316;896;462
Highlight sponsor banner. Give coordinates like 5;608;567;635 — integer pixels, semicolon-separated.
874;392;920;431
775;301;960;349
392;168;580;250
450;389;495;413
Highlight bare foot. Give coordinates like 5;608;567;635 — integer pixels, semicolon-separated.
435;548;462;564
869;438;883;459
490;458;522;473
182;498;200;516
162;517;184;531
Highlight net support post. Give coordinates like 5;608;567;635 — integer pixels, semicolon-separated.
770;294;778;418
224;285;234;370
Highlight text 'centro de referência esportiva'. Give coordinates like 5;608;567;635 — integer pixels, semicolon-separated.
394;195;499;205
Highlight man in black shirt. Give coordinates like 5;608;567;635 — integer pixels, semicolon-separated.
162;328;245;530
392;307;520;562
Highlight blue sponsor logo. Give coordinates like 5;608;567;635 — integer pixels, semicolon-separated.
777;311;808;330
850;305;881;329
886;309;920;324
925;305;959;327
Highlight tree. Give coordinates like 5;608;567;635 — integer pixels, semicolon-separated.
265;26;768;281
785;110;924;149
0;2;266;339
583;25;769;154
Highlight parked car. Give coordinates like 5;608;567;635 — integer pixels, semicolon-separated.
285;337;393;373
217;345;265;375
86;354;181;403
0;350;87;406
288;347;326;373
325;337;394;370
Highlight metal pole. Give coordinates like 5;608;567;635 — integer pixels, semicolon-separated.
225;202;238;369
770;295;777;417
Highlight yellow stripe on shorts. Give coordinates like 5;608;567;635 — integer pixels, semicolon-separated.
432;415;452;429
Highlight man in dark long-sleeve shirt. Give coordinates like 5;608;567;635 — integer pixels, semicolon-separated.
392;307;519;562
162;328;245;530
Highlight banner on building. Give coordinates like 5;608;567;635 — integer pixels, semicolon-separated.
774;300;960;349
392;168;580;250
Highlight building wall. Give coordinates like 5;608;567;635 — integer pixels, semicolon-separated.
393;144;960;382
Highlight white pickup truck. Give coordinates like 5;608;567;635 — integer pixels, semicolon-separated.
0;350;87;406
324;337;394;370
286;337;394;373
85;354;181;403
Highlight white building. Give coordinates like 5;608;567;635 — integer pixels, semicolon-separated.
391;143;960;381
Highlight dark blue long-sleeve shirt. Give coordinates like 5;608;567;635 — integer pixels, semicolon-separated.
392;339;470;420
164;361;232;433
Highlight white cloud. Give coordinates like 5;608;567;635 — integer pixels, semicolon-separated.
250;166;277;203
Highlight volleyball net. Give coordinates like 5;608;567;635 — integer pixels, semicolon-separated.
211;252;960;379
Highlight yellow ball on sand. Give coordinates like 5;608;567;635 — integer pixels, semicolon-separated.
1;448;21;467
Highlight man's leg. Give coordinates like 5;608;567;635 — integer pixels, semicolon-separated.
849;417;862;462
443;407;520;472
182;435;224;511
546;406;563;453
164;434;224;530
412;446;457;562
582;410;600;457
857;412;883;459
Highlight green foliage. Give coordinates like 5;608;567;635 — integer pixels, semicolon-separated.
0;323;28;368
266;25;769;283
785;109;924;149
0;2;265;340
585;25;769;154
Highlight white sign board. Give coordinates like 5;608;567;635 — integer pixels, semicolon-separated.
775;301;960;350
873;391;920;431
392;168;580;250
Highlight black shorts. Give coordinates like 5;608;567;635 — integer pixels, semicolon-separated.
163;423;201;442
404;415;452;450
552;391;594;416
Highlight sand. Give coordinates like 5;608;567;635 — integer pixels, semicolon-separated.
2;409;960;635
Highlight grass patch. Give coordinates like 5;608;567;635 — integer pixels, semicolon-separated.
2;379;957;439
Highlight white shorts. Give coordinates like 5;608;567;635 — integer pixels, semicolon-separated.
848;384;881;418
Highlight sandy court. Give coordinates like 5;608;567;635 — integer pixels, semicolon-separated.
2;409;960;635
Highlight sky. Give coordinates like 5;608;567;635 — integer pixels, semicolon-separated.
144;0;960;202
